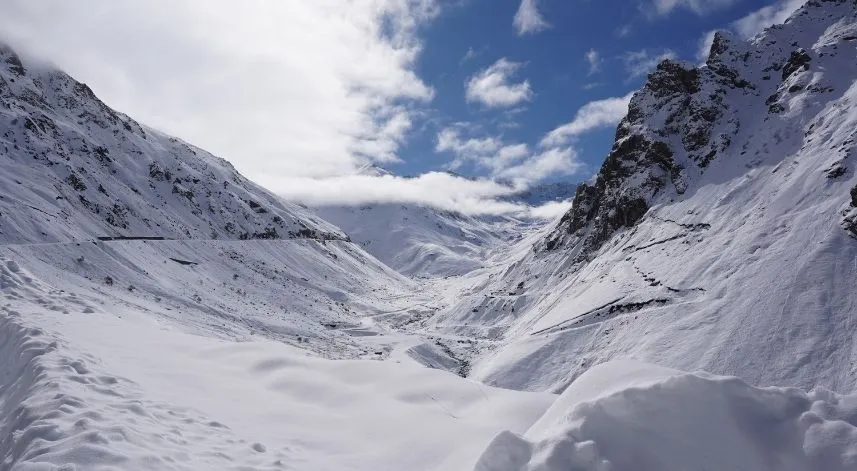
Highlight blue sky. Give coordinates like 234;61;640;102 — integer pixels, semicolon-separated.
393;0;803;183
0;0;806;215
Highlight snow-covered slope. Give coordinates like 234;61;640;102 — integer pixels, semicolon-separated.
0;43;432;358
4;3;857;469
0;257;555;470
0;42;559;471
0;45;342;244
313;174;571;278
316;203;534;277
435;0;857;393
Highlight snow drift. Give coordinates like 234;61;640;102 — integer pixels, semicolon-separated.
475;361;857;471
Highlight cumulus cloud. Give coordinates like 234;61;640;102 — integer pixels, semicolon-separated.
273;172;564;218
435;125;584;185
585;49;602;75
436;128;506;165
0;0;438;183
513;0;551;35
465;58;533;108
541;93;634;147
623;49;676;80
649;0;736;16
731;0;805;39
495;147;584;182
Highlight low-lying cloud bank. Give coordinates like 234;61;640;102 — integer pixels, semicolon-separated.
269;172;572;219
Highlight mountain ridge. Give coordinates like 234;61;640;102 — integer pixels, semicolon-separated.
545;0;857;260
0;43;344;245
432;0;857;393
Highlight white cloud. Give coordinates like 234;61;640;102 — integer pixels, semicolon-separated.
435;126;585;185
513;0;551;36
275;172;571;218
731;0;805;39
623;49;676;80
496;147;584;182
541;93;634;147
585;49;602;75
274;172;538;216
649;0;736;16
465;58;533;108
435;127;528;173
437;128;506;169
0;0;438;184
696;30;719;63
529;200;573;219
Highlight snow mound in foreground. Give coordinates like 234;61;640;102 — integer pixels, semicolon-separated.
475;361;857;471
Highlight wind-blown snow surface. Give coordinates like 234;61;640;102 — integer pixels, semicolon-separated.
434;0;857;394
475;361;857;471
0;257;554;470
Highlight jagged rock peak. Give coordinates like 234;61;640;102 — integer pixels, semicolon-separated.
542;0;857;260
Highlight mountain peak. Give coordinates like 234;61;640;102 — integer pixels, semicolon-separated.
541;0;857;261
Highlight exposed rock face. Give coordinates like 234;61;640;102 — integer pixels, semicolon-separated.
542;0;857;262
782;49;812;80
542;54;740;261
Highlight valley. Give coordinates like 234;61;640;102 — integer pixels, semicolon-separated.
2;1;857;470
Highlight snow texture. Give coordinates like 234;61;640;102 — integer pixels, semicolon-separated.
475;361;857;471
0;257;553;470
3;2;857;470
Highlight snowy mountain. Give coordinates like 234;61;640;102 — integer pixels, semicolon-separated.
0;43;437;361
0;42;554;470
0;45;343;244
314;171;572;278
316;203;535;277
434;0;857;394
3;2;857;470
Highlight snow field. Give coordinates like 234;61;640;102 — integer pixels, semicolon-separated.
0;256;555;470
